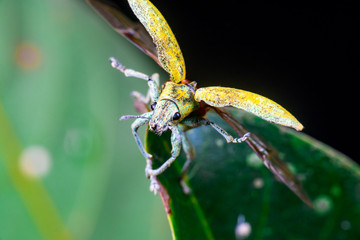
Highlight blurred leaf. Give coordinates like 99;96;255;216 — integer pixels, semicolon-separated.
147;110;360;240
0;0;170;239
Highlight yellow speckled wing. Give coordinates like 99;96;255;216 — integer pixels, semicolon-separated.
195;87;304;131
128;0;186;83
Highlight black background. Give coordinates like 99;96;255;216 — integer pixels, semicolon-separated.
97;0;359;161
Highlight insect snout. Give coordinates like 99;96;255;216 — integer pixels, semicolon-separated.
149;122;158;131
149;119;169;134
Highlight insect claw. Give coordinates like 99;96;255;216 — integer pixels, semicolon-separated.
109;57;126;72
233;132;251;143
130;91;140;98
242;132;251;139
149;176;160;195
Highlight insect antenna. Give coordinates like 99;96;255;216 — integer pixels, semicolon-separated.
119;115;151;120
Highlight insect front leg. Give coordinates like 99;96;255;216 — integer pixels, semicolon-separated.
121;112;163;194
120;112;153;161
110;57;160;102
146;126;182;177
131;73;160;105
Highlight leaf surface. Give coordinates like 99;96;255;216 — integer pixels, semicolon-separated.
146;110;360;240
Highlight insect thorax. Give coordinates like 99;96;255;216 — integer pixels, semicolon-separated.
158;81;199;121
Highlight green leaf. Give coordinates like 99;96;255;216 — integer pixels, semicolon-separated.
146;110;360;240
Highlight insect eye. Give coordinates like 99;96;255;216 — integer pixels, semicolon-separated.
150;102;157;110
172;112;181;121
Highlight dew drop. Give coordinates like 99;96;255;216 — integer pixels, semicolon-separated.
314;195;333;215
246;153;262;168
64;128;92;159
340;220;351;231
215;138;224;147
253;177;264;189
19;145;51;178
235;215;251;239
15;43;41;70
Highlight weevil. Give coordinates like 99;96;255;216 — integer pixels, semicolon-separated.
88;0;312;207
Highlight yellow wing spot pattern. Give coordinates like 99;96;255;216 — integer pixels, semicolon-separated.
195;87;304;131
128;0;186;83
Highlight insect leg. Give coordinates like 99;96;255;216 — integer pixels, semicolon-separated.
131;73;160;104
179;131;195;194
208;120;250;143
120;112;153;161
180;131;195;176
182;117;250;143
110;57;160;102
146;126;182;177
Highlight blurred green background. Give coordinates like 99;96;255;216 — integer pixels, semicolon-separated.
0;0;171;239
